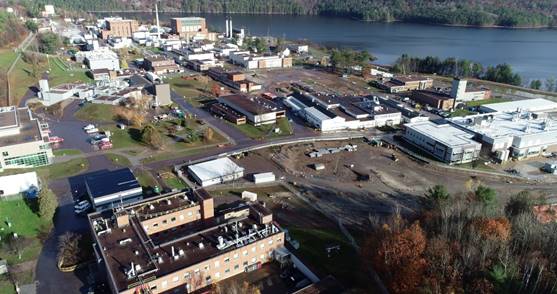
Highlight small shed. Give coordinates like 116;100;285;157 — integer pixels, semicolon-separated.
241;191;257;202
313;163;325;171
253;172;275;184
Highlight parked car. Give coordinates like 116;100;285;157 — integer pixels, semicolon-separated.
74;203;92;215
74;200;90;210
85;128;99;134
49;136;64;143
83;124;96;131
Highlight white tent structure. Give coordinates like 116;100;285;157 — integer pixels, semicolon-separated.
0;172;39;197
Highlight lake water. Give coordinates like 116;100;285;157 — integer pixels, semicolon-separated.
99;12;557;82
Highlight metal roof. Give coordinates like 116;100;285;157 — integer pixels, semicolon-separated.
85;168;140;199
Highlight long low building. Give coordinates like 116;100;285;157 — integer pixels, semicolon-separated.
187;157;244;187
218;94;285;126
89;190;285;294
403;120;481;164
479;98;557;113
284;92;401;132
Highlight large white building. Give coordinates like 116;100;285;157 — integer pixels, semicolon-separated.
284;93;401;132
187;157;244;187
403;120;482;164
38;79;91;106
450;111;557;161
479;98;557;113
229;51;292;69
0;107;53;172
84;49;120;71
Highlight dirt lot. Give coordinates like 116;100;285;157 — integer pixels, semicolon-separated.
237;139;557;228
254;68;372;96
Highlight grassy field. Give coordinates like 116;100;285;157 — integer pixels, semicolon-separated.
160;172;188;190
0;198;48;237
288;227;371;292
134;169;158;189
106;126;144;149
53;149;82;156
105;153;132;167
74;104;115;122
0;158;89;181
466;97;510;107
449;108;474;117
233;118;293;139
0;49;17;69
167;76;217;107
8;55;92;105
0;276;15;294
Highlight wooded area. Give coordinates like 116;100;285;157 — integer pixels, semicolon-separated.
25;0;557;27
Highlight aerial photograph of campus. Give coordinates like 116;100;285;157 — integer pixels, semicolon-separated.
1;1;557;293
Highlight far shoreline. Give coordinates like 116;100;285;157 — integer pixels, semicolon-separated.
88;10;556;31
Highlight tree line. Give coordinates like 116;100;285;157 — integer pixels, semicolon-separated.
17;0;557;28
364;182;557;294
393;54;523;86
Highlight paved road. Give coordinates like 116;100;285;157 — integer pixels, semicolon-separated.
35;155;121;294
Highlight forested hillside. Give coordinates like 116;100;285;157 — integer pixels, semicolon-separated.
0;11;26;47
21;0;557;27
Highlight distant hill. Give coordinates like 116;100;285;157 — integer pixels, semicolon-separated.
23;0;557;27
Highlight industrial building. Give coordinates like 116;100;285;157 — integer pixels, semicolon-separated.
284;92;401;132
209;103;247;125
218;94;285;126
0;106;53;171
403;120;481;164
171;17;216;40
376;76;433;93
100;18;139;39
478;98;557;113
449;109;557;161
144;55;180;75
207;68;261;93
84;49;121;71
229;51;292;70
85;168;143;211
450;78;491;102
89;189;285;294
411;90;455;111
187;157;245;187
38;79;91;106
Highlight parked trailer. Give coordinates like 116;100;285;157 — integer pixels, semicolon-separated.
85;128;99;134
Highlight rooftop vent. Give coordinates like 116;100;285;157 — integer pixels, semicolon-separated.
119;238;132;246
199;242;205;250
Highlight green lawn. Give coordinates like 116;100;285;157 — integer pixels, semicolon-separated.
161;173;188;190
0;49;17;69
466;97;510;107
0;199;48;237
233;118;293;139
449;108;474;117
0;276;15;294
106;126;144;149
134;169;158;189
53;149;82;156
288;227;371;291
74;104;115;122
105;153;132;167
0;158;89;181
167;76;217;107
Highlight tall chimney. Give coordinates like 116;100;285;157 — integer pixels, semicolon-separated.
225;17;229;38
155;2;161;40
229;18;233;38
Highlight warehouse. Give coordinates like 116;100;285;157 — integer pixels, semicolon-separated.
187;157;245;187
403;120;481;164
253;172;276;184
85;168;143;211
218;94;285;126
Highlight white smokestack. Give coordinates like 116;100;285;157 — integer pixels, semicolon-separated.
225;17;229;38
155;2;161;40
229;18;233;38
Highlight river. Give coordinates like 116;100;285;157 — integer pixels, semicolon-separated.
97;12;557;82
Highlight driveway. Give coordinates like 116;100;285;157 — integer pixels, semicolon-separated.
35;155;122;294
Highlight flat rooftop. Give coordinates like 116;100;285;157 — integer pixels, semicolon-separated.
188;157;244;182
219;94;283;115
89;195;281;292
413;90;454;101
480;98;557;113
85;168;140;199
0;107;44;146
450;112;557;139
406;120;479;147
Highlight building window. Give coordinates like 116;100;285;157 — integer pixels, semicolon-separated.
233;253;238;259
243;250;248;256
4;152;49;168
243;261;248;266
214;261;220;268
187;211;193;216
171;217;176;222
225;269;230;274
260;254;265;260
184;273;190;280
260;244;265;248
234;264;239;270
153;223;159;227
204;265;210;271
251;257;256;263
162;220;168;224
224;257;230;263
